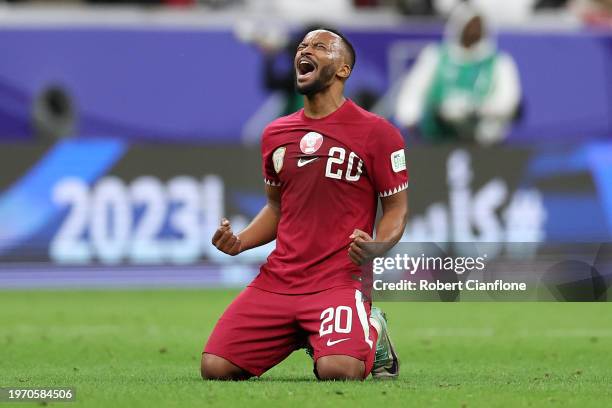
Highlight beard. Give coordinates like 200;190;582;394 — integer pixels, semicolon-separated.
295;64;336;96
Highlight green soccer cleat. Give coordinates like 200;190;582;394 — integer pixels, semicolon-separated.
370;306;400;379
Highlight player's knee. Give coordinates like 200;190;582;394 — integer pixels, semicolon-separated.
316;355;365;381
201;353;250;381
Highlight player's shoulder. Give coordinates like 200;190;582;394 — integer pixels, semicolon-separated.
259;111;299;151
264;110;302;133
344;99;381;123
345;100;395;131
361;117;405;156
363;113;402;141
261;110;302;146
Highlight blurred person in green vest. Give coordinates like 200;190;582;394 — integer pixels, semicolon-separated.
395;3;521;145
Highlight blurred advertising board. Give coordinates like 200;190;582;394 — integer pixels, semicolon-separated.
0;139;611;287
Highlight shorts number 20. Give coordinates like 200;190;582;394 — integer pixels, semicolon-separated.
319;306;352;336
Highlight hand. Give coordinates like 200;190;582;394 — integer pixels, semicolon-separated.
348;229;375;266
212;218;242;256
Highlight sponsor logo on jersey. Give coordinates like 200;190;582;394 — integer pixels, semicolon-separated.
391;149;406;173
297;157;319;167
273;147;286;173
300;132;324;154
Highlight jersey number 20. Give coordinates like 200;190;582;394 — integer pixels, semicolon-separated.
325;147;363;182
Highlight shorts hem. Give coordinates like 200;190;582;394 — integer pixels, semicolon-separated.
313;351;368;363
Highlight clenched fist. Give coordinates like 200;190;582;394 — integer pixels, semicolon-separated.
212;218;242;256
348;228;375;266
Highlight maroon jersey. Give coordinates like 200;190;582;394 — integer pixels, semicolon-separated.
250;99;408;294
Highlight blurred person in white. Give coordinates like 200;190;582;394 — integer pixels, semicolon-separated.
395;3;521;145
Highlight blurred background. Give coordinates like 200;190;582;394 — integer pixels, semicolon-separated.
0;0;611;289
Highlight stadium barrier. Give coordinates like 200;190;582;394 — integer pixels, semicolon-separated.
1;139;610;288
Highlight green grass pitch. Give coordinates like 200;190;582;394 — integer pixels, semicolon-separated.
1;290;611;407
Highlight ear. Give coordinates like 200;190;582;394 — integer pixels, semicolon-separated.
336;63;351;80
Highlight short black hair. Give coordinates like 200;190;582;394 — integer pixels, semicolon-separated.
318;28;356;71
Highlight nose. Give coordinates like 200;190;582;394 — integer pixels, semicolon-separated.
300;44;314;56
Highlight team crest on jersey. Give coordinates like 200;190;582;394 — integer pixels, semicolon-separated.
390;149;406;173
273;147;286;173
300;132;324;154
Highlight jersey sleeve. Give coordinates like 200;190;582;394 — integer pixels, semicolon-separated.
366;118;409;198
261;127;282;187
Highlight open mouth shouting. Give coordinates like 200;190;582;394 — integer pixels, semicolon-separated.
296;57;317;83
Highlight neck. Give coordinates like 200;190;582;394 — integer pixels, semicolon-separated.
303;85;346;119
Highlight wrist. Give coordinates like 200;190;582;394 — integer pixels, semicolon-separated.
371;238;396;256
235;233;245;254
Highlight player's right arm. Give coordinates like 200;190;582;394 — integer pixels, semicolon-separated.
211;184;281;256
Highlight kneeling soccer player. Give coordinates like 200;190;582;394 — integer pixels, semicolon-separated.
202;28;408;381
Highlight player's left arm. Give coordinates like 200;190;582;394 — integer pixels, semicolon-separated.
349;118;409;266
348;191;408;265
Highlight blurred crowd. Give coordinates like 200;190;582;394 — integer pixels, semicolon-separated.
1;0;611;26
2;0;610;29
3;0;610;146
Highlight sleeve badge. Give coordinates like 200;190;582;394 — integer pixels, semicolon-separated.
273;146;286;174
390;149;406;173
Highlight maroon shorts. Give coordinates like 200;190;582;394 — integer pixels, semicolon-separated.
203;286;378;377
